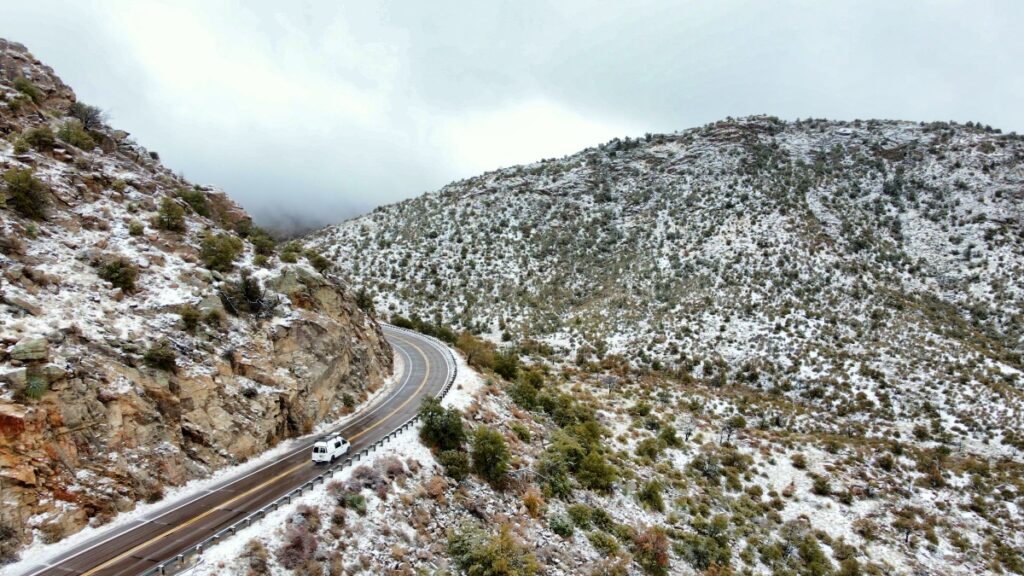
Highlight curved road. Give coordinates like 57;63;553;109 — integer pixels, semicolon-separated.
22;325;452;576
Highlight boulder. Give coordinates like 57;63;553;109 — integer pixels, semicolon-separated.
2;293;42;316
10;338;49;362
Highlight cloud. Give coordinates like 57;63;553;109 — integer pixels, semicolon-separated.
1;0;1022;230
436;98;641;175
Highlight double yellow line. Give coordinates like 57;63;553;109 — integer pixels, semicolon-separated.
80;334;432;576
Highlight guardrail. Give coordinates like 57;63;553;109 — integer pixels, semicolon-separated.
139;324;457;576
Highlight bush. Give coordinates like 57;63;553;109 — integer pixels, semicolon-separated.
510;422;531;443
577;451;617;493
438;449;470;481
471;426;510;487
57;119;95;150
200;232;244;272
176;188;211;217
23;126;55;150
550;514;574;538
276;525;317;570
143;339;177;372
811;474;831;496
219;270;275;317
634;527;670;576
305;249;332;273
240;539;270;575
249;228;276;256
155;197;186;232
179;304;201;332
636;437;663;460
637;480;665;512
494;350;520;380
588;531;621;556
567;504;593;529
128;220;145;236
13;77;42;104
791;453;807;469
3;168;49;219
21;369;48;401
522;487;545;518
448;523;539;576
419;397;466;451
98;257;139;293
68;102;105;130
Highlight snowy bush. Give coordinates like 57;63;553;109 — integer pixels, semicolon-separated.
276;524;317;570
56;119;94;150
3;167;49;220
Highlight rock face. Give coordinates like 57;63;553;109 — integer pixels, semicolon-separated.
0;40;392;558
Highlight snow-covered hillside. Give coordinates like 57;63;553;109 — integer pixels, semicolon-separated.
0;39;391;561
309;115;1024;457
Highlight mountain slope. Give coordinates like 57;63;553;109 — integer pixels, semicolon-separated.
0;39;392;560
308;115;1024;455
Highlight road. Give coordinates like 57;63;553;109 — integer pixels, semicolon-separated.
21;325;452;576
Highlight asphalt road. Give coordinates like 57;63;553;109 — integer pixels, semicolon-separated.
21;325;452;576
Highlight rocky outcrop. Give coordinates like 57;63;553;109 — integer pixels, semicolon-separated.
0;40;392;559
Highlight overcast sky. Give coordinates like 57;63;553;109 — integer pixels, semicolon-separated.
2;1;1022;229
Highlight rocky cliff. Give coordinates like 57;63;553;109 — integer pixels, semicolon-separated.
0;39;392;560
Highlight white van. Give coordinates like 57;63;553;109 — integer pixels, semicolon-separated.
312;434;349;464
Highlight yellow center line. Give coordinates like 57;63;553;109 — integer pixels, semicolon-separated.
80;334;433;576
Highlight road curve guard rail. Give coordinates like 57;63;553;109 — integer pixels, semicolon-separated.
140;324;457;576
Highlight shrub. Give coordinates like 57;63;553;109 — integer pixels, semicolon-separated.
21;369;48;401
577;451;617;493
448;523;539;576
472;426;510;487
143;339;177;372
791;453;807;469
811;474;831;496
128;220;145;236
13;77;42;104
3;168;49;219
276;525;317;570
419;397;466;451
241;539;270;575
200;232;244;272
588;531;621;556
176;188;211;217
493;350;520;380
522;487;545;518
155;197;186;232
249;229;276;256
567;504;593;529
438;449;470;481
219;271;275;317
636;437;662;460
634;527;670;576
510;422;531;443
23;126;55;150
179;304;201;332
68;102;105;130
57;119;95;150
637;480;665;512
677;532;730;572
354;287;374;314
305;249;332;273
550;514;574;538
98;257;139;293
342;492;367;515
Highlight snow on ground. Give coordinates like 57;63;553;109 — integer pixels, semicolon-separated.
442;349;486;410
